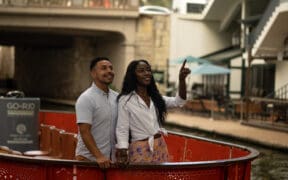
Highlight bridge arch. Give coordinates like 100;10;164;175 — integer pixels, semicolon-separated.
0;9;138;100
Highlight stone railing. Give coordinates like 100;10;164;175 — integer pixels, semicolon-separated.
0;0;139;10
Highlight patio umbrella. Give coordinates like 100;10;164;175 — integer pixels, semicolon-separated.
186;56;211;64
191;63;230;75
171;55;211;64
191;63;230;120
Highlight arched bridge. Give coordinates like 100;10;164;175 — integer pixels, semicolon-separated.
0;0;139;101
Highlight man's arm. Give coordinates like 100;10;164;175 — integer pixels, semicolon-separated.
78;123;111;168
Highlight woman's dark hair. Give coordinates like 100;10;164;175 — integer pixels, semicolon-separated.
118;59;167;124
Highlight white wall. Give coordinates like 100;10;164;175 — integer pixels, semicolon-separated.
169;14;232;93
173;0;207;14
275;61;288;90
230;57;242;99
170;15;231;59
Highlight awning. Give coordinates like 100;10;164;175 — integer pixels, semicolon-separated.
191;63;230;75
171;55;211;64
201;46;242;63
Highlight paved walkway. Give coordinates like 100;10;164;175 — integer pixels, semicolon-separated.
166;111;288;150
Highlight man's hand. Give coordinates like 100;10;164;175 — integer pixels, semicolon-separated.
179;59;191;81
96;154;111;169
78;123;111;168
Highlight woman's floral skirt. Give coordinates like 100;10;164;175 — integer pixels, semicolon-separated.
128;136;169;163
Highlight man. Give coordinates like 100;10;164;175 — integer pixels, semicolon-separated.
75;57;118;168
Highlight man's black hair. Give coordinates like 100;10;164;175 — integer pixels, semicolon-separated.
90;57;110;71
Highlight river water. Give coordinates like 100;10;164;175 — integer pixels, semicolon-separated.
41;102;288;179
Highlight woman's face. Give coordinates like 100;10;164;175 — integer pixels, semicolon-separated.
135;61;152;86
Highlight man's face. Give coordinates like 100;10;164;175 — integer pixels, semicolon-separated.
91;60;114;85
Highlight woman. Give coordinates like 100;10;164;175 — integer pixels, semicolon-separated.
115;59;190;164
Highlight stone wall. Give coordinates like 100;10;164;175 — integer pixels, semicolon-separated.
0;46;15;94
135;15;170;94
0;46;14;79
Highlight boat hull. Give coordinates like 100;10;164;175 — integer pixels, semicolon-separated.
0;110;258;180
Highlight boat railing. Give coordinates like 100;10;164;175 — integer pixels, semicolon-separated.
0;132;258;180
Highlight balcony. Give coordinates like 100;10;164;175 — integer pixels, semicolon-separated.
0;0;138;9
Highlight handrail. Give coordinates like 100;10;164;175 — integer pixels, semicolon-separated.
250;0;279;45
0;128;258;179
0;0;139;10
0;130;259;168
0;110;259;179
266;82;288;101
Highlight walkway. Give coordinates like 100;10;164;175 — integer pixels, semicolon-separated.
166;111;288;151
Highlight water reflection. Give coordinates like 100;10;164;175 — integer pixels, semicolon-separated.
252;148;288;180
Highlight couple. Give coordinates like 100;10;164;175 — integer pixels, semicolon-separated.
75;57;190;168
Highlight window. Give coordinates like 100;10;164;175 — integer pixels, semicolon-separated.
186;3;205;13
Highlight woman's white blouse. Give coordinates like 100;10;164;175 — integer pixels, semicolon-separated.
116;91;185;151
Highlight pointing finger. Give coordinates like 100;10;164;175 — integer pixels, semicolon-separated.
181;59;187;69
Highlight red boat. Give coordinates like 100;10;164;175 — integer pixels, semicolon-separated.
0;110;259;180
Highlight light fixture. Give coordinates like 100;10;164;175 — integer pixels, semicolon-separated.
251;58;266;65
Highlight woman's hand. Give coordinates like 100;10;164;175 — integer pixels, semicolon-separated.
178;59;191;100
116;148;129;166
179;59;191;81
